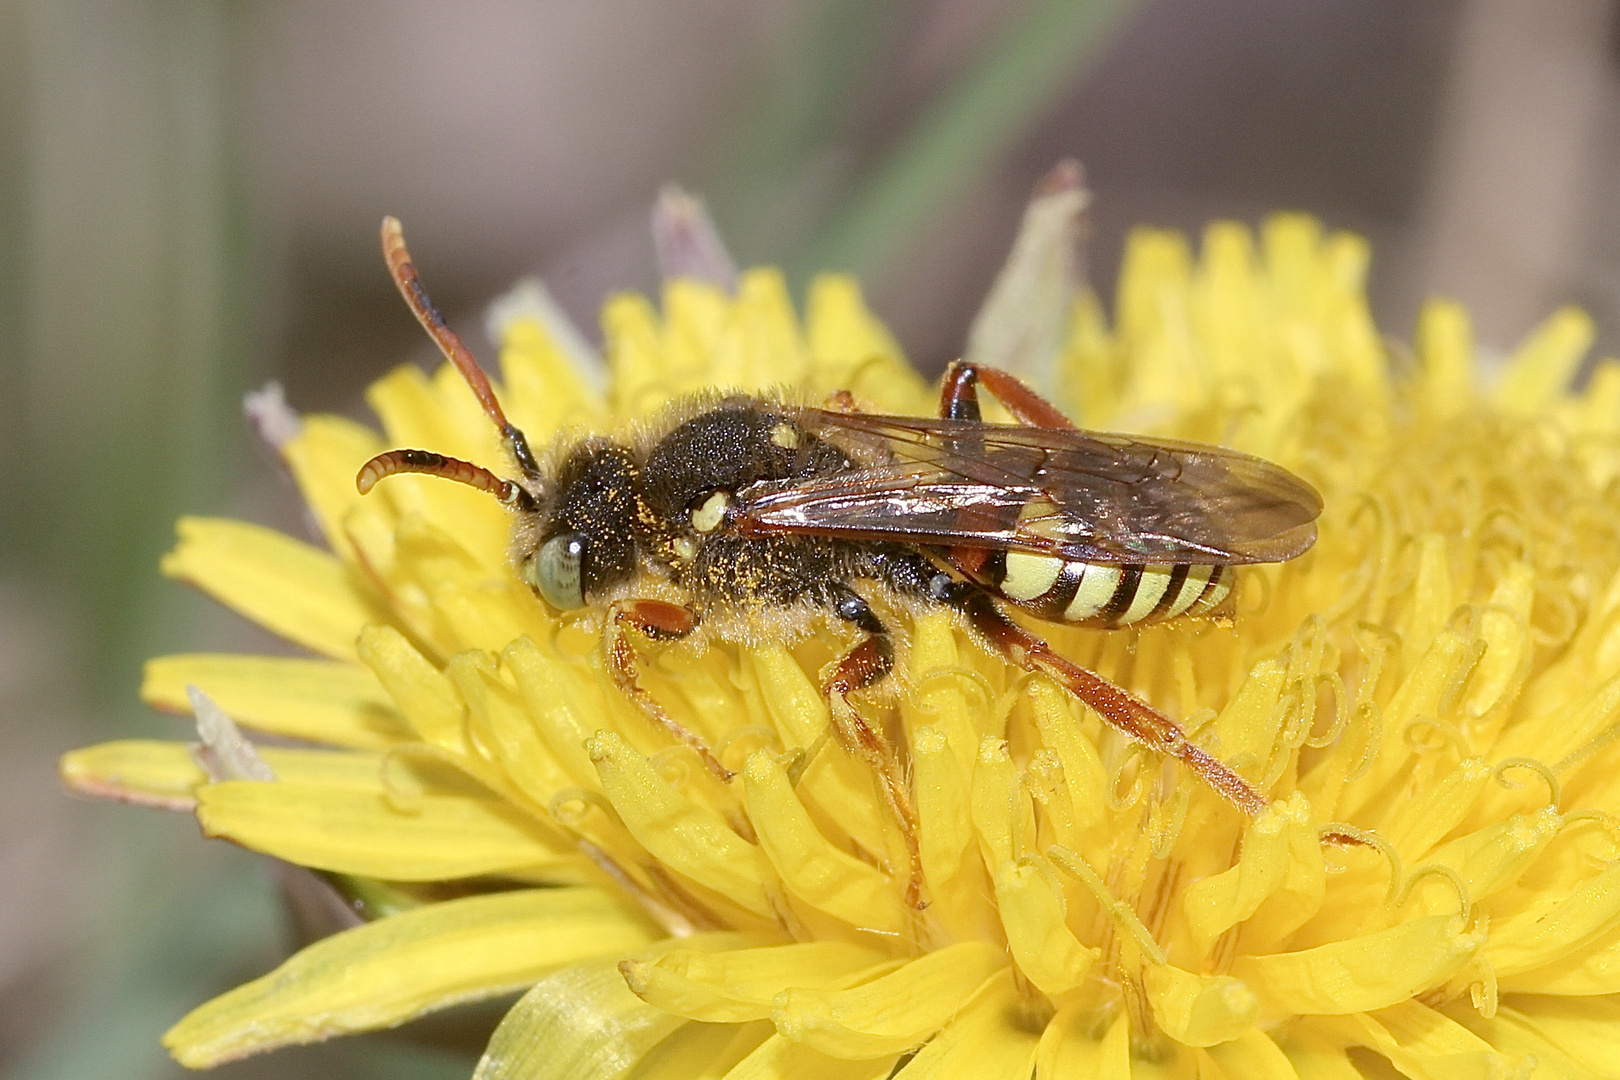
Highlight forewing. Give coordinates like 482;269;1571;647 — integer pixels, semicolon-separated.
732;410;1322;564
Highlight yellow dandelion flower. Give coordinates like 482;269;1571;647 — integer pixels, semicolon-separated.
61;190;1620;1080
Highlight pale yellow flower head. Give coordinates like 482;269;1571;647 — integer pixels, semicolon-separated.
62;212;1620;1079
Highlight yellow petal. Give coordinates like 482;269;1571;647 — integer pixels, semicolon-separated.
164;887;659;1067
901;613;979;776
196;775;573;881
1182;793;1323;955
1461;562;1535;722
62;740;415;808
1500;917;1620;996
388;515;531;652
740;751;909;936
589;731;778;922
1115;227;1196;412
1493;305;1593;416
1412;807;1561;917
1144;964;1259;1047
621;941;892;1023
1437;1000;1602;1080
1321;1000;1529;1080
1206;656;1287;781
970;737;1023;868
1493;673;1620;788
363;364;508;568
887;969;1039;1080
746;645;893;862
768;940;1006;1059
718;269;804;390
161;517;386;660
1279;1031;1365;1080
722;1034;896;1080
497;315;607;440
505;635;617;789
357;624;466;750
803;274;923;412
1036;1005;1129;1080
60;739;207;810
473;957;687;1080
1415;299;1474;419
604;292;673;416
627;1020;773;1080
1023;675;1109;839
912;725;996;940
280;413;385;562
1232;915;1482;1017
1059;291;1120;428
143;653;410;748
1489;862;1620;981
1383;757;1492;862
993;858;1095;996
1339;629;1479;816
1475;998;1620;1077
1197;1029;1300;1080
452;648;577;808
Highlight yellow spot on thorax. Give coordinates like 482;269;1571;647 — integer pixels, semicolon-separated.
691;491;730;533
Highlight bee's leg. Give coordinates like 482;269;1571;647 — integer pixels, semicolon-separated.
605;600;734;781
822;584;925;908
939;360;1077;430
935;579;1269;818
936;361;1082;582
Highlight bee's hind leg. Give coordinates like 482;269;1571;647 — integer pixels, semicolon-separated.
936;373;1272;817
939;360;1077;429
821;583;926;908
936;579;1269;819
605;599;734;781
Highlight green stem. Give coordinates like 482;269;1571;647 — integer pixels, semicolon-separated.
793;0;1136;285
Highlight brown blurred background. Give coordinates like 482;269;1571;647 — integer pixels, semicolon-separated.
3;1;1619;1076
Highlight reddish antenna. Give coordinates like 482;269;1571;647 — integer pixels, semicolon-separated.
357;448;535;510
378;216;540;476
355;218;541;505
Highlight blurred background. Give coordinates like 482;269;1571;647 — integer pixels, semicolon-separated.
3;0;1619;1076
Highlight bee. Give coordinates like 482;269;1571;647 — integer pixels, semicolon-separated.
358;217;1323;904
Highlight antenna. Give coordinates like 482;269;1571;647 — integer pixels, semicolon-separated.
378;216;539;477
356;448;535;511
354;218;543;505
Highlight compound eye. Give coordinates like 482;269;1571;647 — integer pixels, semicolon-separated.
533;532;588;610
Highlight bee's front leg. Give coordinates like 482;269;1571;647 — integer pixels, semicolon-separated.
605;599;733;781
821;584;925;908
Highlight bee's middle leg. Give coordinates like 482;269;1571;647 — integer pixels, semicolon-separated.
605;599;734;781
821;583;925;907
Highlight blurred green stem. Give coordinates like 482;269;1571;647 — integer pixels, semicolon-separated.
19;0;252;694
792;0;1136;286
705;0;904;267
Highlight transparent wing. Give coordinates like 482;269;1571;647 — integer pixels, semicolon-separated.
731;409;1322;565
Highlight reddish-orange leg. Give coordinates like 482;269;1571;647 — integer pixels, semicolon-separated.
937;361;1275;821
821;622;925;908
605;599;735;781
940;359;1079;430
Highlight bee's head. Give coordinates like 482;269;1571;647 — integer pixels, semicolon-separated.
517;441;641;612
354;216;639;615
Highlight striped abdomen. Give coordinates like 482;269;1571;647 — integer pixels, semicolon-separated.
985;552;1233;628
